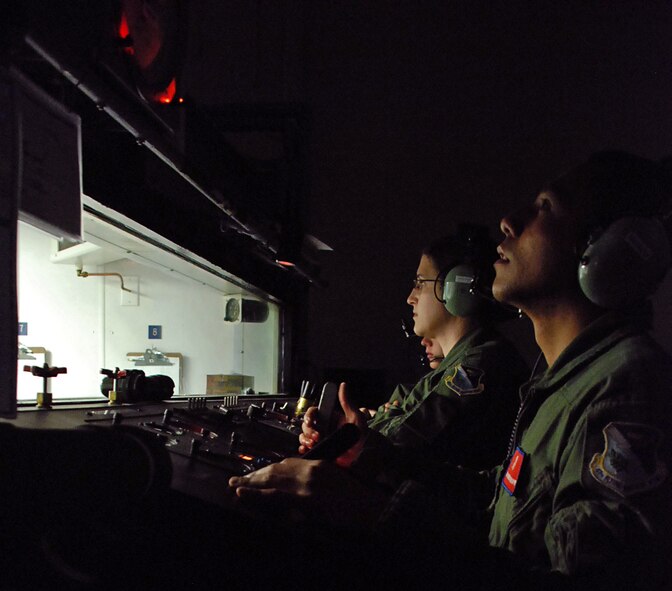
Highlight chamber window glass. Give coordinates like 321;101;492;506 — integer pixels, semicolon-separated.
16;200;280;402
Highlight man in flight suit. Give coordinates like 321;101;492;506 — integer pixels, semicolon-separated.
229;151;672;590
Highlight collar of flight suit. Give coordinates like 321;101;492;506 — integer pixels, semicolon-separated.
438;325;497;371
529;310;647;395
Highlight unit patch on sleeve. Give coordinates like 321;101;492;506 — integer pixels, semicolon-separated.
589;421;668;497
443;364;485;397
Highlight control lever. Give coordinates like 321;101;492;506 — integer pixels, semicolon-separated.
302;423;360;460
315;382;339;436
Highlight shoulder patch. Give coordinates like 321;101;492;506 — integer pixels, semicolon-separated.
443;364;485;397
589;421;668;497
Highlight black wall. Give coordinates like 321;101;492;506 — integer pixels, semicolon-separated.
296;2;672;403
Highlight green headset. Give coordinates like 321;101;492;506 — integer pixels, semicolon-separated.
433;225;498;317
578;214;671;309
539;151;672;310
442;262;487;317
559;152;672;309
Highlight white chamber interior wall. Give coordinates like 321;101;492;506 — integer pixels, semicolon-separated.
16;220;280;400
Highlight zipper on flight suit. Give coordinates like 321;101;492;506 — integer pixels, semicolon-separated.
505;386;534;461
487;386;536;510
503;352;546;463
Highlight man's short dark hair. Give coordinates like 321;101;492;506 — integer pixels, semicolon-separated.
546;150;672;240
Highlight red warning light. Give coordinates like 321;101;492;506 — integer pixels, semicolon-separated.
118;12;134;56
152;78;176;104
118;11;130;38
116;1;180;104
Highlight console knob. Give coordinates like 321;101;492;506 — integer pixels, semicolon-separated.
229;431;241;452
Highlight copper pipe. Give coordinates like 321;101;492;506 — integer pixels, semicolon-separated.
77;269;132;292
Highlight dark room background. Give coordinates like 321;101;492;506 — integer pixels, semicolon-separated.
294;2;672;405
183;1;672;404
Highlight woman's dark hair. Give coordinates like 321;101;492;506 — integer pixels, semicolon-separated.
422;223;497;284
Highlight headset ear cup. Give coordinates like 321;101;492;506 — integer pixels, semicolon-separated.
144;375;175;401
443;263;481;316
129;371;146;402
578;217;671;309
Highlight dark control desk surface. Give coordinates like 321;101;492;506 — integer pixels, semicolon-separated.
0;397;383;589
3;396;302;508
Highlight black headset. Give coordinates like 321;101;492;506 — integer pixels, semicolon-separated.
101;370;175;403
578;214;671;309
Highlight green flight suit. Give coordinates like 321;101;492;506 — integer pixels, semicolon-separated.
375;312;672;588
488;311;672;578
362;325;529;473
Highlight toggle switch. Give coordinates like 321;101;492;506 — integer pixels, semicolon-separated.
189;438;202;457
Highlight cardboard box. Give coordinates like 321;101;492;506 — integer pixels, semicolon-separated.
206;374;254;395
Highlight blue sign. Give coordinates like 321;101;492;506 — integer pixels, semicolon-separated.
148;325;162;339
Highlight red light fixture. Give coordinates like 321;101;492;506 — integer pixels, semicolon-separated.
116;0;181;104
